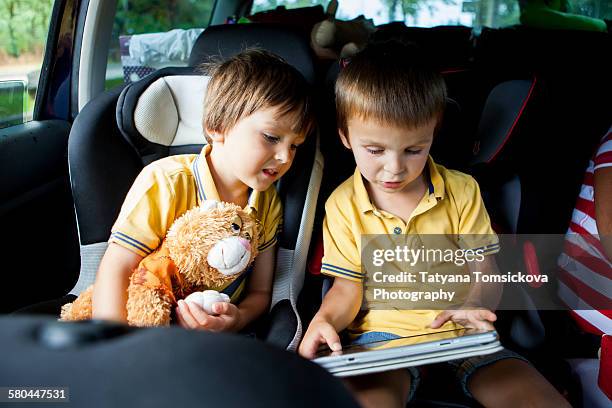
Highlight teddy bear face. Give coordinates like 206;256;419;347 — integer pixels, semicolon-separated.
165;202;260;289
207;213;256;276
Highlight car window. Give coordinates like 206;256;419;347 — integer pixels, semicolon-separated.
0;0;54;129
105;0;216;90
252;0;610;29
569;0;612;20
250;0;521;27
251;0;329;14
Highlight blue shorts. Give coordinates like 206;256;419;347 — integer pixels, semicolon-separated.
351;331;529;402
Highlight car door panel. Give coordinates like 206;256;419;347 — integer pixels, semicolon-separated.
0;120;79;313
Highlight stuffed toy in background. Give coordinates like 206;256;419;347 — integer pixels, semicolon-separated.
60;200;259;326
310;0;376;59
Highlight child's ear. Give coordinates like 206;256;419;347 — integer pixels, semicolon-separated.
338;130;352;150
206;128;225;143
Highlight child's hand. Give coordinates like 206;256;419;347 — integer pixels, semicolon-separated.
298;318;342;359
175;299;241;332
429;308;497;331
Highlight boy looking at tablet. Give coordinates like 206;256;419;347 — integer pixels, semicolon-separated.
299;42;568;407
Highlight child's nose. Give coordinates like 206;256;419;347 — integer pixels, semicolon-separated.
384;156;404;174
275;147;290;164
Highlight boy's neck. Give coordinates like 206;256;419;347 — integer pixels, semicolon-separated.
365;171;428;224
207;146;249;207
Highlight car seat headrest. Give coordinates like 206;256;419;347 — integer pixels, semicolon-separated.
188;24;315;84
471;78;536;165
116;67;207;163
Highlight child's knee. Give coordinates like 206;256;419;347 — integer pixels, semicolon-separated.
468;359;569;408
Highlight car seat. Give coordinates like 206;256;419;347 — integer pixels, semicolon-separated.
65;24;323;350
0;315;359;408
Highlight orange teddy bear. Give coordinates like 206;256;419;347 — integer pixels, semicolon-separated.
60;201;259;326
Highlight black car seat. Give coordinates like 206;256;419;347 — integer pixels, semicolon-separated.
188;24;315;82
463;77;545;344
0;315;360;408
66;24;323;350
475;26;610;234
468;78;592;405
372;23;474;71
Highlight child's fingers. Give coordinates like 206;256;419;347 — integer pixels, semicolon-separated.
216;303;241;331
177;300;199;328
465;311;495;331
198;315;226;331
429;310;452;328
184;301;212;327
298;322;341;359
212;302;237;316
319;324;342;352
298;333;322;359
299;329;332;359
467;315;495;331
175;306;188;328
465;309;496;327
479;309;497;322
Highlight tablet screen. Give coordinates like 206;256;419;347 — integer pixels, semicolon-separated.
315;328;494;358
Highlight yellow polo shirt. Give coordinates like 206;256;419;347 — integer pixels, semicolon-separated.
321;156;499;338
109;145;282;297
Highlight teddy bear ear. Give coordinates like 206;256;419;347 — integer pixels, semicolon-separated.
200;200;220;212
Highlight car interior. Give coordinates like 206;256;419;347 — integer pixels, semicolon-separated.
0;0;610;406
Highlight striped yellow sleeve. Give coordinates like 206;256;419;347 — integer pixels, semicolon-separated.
458;176;500;255
258;187;283;253
321;196;364;282
110;164;178;257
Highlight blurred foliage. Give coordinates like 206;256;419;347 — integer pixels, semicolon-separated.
251;0;328;14
381;0;455;24
570;0;612;18
114;0;214;35
0;0;53;58
472;0;521;28
0;0;214;59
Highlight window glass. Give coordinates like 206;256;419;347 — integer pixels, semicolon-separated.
251;0;328;14
334;0;520;28
571;0;612;20
0;0;54;128
251;0;521;28
105;0;216;90
252;0;612;28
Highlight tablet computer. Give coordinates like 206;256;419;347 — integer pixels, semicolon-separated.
314;328;503;377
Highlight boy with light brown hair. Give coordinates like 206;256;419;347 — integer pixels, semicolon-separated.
299;41;568;407
93;49;314;331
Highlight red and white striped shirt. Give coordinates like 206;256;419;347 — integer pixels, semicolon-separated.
558;127;612;335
